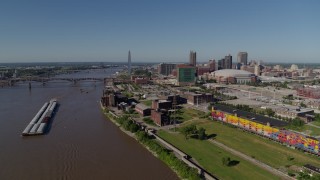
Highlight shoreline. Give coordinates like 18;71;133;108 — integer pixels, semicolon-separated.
99;104;205;180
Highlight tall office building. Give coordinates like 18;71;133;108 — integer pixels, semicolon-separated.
158;63;176;76
128;50;131;75
177;64;196;86
254;65;260;76
208;59;216;72
189;51;197;66
237;52;248;65
224;54;232;69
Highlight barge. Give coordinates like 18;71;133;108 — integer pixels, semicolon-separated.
22;99;58;136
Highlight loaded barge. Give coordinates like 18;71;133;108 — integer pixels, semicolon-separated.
22;99;58;136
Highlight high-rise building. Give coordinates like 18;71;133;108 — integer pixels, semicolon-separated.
128;50;131;75
158;63;176;76
189;51;196;66
208;59;216;72
224;54;232;69
237;52;248;65
176;64;196;86
254;65;260;76
218;59;224;70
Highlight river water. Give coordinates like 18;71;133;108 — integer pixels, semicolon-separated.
0;68;178;180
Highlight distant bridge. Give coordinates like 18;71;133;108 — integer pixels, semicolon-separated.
7;77;130;86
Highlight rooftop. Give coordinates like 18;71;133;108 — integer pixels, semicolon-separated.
214;104;288;127
135;103;150;110
214;69;254;77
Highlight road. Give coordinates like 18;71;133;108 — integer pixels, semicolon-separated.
208;139;293;180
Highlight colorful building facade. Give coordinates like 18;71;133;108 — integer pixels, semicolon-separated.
211;108;319;154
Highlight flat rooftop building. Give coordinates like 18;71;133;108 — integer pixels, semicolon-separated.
213;104;288;127
135;103;151;116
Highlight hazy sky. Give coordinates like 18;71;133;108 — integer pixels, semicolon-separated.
0;0;319;63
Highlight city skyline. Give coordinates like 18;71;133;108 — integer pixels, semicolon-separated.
0;0;319;63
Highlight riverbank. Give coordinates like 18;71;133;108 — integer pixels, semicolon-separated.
100;105;203;180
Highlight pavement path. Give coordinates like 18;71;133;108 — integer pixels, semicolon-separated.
306;123;320;129
208;139;294;180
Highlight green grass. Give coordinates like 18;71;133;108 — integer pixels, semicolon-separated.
143;117;156;126
158;130;279;180
197;120;320;170
288;124;320;136
301;125;320;136
141;100;152;107
310;121;320;127
176;108;206;122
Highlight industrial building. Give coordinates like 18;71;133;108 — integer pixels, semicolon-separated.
167;95;187;105
135;103;151;116
271;106;314;123
297;87;320;99
213;104;288;127
101;87;116;107
184;92;214;105
151;109;170;126
152;99;172;110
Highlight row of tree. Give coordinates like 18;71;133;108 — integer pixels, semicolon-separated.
136;131;201;180
109;114;201;180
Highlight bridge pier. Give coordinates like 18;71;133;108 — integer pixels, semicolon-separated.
8;80;13;86
29;82;31;89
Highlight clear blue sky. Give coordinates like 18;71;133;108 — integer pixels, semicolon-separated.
0;0;319;63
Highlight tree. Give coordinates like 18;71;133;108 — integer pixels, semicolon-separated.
198;127;207;140
129;123;140;133
123;119;133;130
291;118;304;127
180;125;198;139
300;102;307;108
222;157;231;166
265;108;275;117
315;113;320;121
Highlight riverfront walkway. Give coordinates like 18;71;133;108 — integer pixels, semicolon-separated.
208;139;293;180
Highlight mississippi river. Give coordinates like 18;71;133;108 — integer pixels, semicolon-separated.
0;68;178;180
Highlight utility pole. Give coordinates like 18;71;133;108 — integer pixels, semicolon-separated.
172;94;177;132
197;95;199;107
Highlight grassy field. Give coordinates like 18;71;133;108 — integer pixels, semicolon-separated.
311;121;320;126
288;124;320;136
176;107;206;122
301;125;320;136
311;121;320;127
197;120;320;170
141;100;152;106
158;130;279;180
143;117;156;126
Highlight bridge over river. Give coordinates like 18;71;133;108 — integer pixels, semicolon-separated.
6;77;124;86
